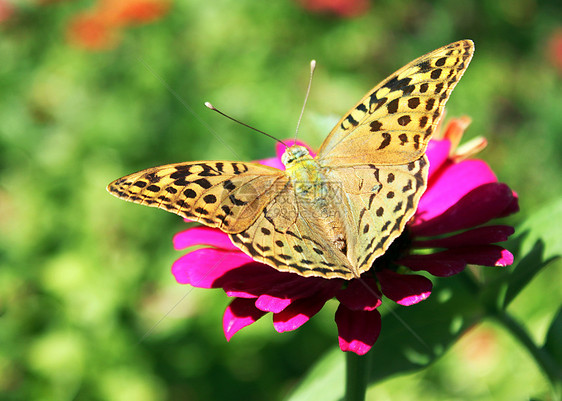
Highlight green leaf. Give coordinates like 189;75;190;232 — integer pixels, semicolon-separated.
285;348;344;401
543;307;562;369
502;199;562;307
286;274;483;400
366;274;482;382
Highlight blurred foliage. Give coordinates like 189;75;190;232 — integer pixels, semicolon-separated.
0;0;561;400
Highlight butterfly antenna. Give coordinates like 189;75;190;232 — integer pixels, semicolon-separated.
294;60;316;143
205;102;288;148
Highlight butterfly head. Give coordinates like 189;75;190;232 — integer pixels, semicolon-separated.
281;145;312;168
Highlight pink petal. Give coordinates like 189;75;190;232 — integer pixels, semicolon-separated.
413;159;498;227
171;248;255;287
173;226;238;251
443;245;514;267
335;305;381;355
498;190;520;217
413;225;515;248
255;294;293;313
376;270;433;306
221;265;293;298
411;183;515;237
224;269;331;299
222;267;290;297
426;139;451;179
272;288;336;332
252;277;340;313
399;255;467;277
257;156;285;170
495;249;514;266
223;298;266;341
399;245;514;276
336;277;382;311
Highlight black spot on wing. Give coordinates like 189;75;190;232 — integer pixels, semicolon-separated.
184;189;196;198
384;76;412;92
346;114;359;127
146;172;161;183
223;180;236;190
356;103;367;113
397;115;411;126
197;164;222;177
203;194;217;204
430;68;442;79
435;57;447;66
229;194;248;206
408;97;420;109
425;98;435;111
377;133;391;150
387;99;399;114
194;178;212;189
370;121;383;132
417;60;432;73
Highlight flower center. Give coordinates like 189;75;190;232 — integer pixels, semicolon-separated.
370;229;412;273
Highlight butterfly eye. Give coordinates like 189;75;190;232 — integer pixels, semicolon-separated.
293;146;308;158
282;146;310;166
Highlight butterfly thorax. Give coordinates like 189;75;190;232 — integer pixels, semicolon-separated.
281;145;348;254
282;146;329;203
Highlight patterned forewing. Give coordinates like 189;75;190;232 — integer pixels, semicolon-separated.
317;40;474;166
327;157;428;275
107;161;287;233
230;183;356;279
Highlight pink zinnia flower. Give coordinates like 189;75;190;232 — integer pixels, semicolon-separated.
172;117;518;355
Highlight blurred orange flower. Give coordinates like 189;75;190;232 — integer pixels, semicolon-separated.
0;0;14;23
111;0;170;25
68;13;119;51
66;0;171;50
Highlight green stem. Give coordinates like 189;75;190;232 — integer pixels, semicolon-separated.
345;351;370;401
493;309;562;391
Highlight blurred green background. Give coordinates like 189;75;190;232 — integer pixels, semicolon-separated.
1;0;561;400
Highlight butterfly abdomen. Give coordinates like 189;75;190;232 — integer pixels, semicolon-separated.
281;150;350;258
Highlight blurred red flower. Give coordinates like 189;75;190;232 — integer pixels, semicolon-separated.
0;0;14;24
547;28;562;73
296;0;370;17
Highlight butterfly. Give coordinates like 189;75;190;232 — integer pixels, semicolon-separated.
107;40;474;280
